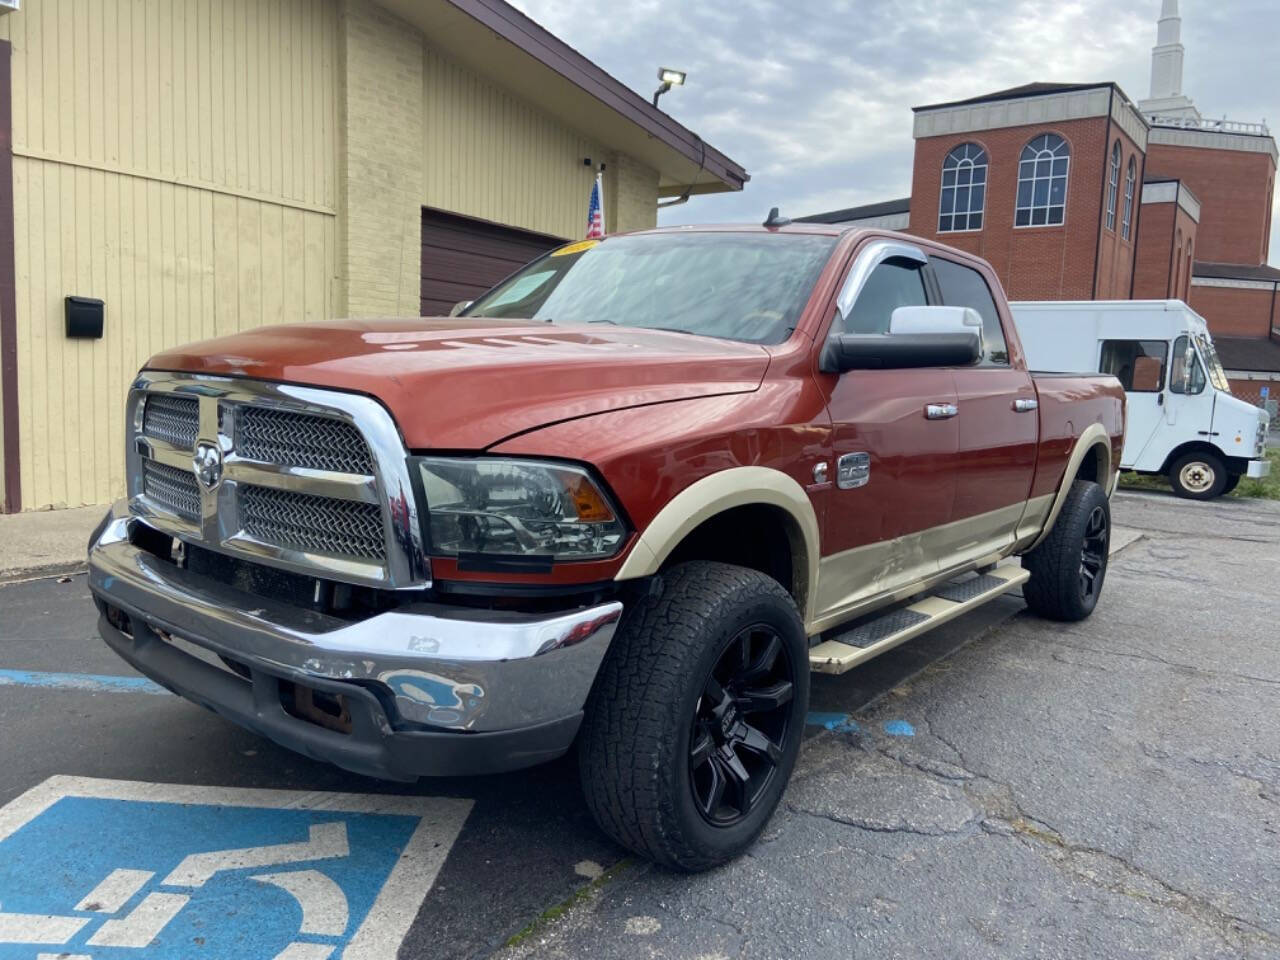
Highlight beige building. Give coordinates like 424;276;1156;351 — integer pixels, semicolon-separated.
0;0;747;512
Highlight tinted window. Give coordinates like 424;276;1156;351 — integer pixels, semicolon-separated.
1170;335;1206;394
464;233;837;345
1100;339;1167;392
930;257;1009;365
841;259;927;335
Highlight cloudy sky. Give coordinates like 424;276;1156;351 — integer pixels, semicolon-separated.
515;0;1280;260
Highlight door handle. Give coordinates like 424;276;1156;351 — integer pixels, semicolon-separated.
925;403;958;420
1013;398;1038;412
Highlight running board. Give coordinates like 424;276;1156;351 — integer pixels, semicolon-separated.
808;564;1031;675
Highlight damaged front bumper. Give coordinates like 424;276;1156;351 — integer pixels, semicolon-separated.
87;501;623;780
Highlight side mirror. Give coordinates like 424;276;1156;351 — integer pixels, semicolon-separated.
449;300;473;318
820;306;984;373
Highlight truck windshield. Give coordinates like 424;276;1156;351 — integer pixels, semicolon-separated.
1194;332;1231;393
463;233;837;345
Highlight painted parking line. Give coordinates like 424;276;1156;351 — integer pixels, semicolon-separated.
0;776;472;960
0;669;169;696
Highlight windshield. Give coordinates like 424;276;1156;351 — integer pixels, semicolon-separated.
1194;332;1231;393
463;232;837;345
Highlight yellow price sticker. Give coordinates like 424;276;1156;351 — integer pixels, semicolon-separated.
550;239;601;257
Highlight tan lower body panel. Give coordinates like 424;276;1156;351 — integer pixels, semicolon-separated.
808;563;1031;675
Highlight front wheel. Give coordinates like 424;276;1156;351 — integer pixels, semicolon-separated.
1169;451;1227;499
1022;479;1110;622
578;561;809;872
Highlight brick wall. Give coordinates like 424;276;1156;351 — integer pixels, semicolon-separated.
909;115;1120;300
338;0;425;318
1133;201;1200;300
1188;283;1278;338
1133;202;1175;298
605;153;660;234
1145;143;1276;265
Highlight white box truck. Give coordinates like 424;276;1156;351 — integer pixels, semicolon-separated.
1013;300;1270;499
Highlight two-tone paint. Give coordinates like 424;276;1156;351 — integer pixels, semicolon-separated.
146;225;1125;636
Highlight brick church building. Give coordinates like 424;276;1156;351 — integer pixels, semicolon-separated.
801;0;1278;404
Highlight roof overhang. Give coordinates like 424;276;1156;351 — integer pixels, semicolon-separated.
372;0;748;197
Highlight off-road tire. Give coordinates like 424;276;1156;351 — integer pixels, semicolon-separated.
1168;451;1227;500
578;561;809;872
1022;479;1110;622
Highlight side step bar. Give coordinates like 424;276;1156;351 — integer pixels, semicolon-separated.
808;564;1031;675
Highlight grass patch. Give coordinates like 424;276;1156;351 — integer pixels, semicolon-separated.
502;859;632;949
1117;447;1280;500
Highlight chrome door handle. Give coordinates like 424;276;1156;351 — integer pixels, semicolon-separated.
1013;398;1039;412
925;403;958;420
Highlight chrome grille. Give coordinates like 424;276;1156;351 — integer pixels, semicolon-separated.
142;459;201;522
236;407;375;475
126;373;428;588
142;394;199;450
239;485;385;561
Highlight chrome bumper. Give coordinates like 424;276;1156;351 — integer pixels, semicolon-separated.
88;501;622;777
1247;458;1271;479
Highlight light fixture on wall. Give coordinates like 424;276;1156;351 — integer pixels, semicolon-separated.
652;67;686;108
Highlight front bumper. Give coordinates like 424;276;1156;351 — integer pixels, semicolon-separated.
87;501;623;780
1247;458;1271;479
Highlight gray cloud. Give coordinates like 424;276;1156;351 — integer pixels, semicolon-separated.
515;0;1279;262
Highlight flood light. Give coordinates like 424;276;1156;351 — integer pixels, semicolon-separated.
652;67;688;108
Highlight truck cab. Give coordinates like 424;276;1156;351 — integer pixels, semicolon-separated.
1013;300;1270;498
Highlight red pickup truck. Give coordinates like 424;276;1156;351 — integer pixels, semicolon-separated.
89;222;1124;871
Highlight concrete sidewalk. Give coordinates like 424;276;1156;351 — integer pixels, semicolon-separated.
0;504;107;582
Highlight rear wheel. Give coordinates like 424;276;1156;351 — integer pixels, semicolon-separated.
1168;451;1227;500
1022;479;1110;622
578;561;808;872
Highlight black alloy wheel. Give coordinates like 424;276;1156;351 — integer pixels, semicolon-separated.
688;625;795;827
1079;504;1109;602
1022;478;1111;622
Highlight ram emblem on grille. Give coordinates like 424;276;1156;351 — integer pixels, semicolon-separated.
193;441;223;491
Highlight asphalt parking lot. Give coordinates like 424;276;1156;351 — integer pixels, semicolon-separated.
1;489;1277;959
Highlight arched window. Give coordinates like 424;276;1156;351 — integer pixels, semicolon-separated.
1122;157;1137;240
1184;240;1193;300
1016;134;1070;227
1173;229;1183;297
1105;141;1121;232
939;143;988;233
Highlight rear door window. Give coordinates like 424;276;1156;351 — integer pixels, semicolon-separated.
930;257;1010;365
1100;340;1168;392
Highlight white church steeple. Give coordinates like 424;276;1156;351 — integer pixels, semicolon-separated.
1139;0;1201;120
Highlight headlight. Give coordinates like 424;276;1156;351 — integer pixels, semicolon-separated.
414;457;626;561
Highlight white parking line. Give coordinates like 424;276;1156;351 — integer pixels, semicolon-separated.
0;912;88;944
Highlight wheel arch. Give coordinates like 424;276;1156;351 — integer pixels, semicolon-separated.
1024;423;1113;552
1158;440;1228;476
614;466;820;626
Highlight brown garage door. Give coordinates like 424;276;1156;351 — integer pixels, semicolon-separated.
420;209;565;317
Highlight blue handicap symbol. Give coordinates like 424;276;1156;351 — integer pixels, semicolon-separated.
0;796;422;959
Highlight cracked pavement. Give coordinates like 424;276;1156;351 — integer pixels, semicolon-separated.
498;491;1280;960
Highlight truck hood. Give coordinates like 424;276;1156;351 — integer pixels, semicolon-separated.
146;318;771;449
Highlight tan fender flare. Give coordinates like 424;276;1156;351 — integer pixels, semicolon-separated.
614;466;821;625
1023;423;1113;552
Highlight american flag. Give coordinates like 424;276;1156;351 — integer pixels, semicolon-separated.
585;173;604;239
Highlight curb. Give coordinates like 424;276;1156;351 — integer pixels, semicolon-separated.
0;560;88;586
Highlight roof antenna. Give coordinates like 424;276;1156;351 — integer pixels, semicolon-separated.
763;207;791;228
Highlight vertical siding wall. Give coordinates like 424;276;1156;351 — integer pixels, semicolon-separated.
421;42;604;242
2;0;338;509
